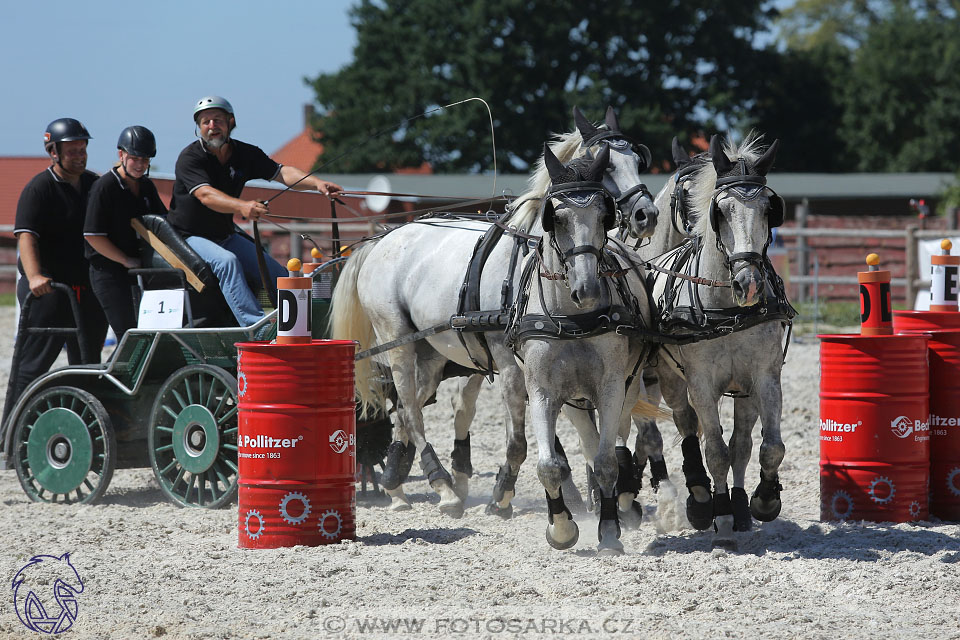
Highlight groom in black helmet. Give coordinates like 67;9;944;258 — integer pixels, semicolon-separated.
6;118;108;413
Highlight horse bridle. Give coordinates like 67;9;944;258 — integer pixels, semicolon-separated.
707;170;784;283
539;180;617;284
580;132;654;233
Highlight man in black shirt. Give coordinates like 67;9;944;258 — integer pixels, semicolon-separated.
167;95;341;328
6;118;108;415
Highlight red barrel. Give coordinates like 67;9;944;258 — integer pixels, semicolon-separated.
236;340;357;548
893;310;960;333
895;330;960;521
819;334;929;522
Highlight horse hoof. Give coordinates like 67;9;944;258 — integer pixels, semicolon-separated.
439;501;465;519
686;494;714;531
711;537;738;552
731;487;753;532
750;497;781;522
485;501;513;519
619;500;644;531
545;521;579;550
389;499;412;512
597;545;624;557
452;471;470;502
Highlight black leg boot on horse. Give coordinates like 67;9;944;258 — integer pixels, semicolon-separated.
615;445;644;529
380;440;416;511
681;436;714;530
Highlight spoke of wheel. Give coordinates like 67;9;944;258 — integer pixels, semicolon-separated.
156;424;174;434
214;392;227;417
160;460;177;475
204;379;216;409
222;426;238;435
80;405;91;422
185;379;195;405
217;406;238;425
197;473;206;506
162;405;179;421
68;396;78;412
221;443;238;452
38;488;46;499
212;462;230;489
222;459;238;474
186;473;197;501
45;399;54;411
75;488;84;501
171;389;187;411
156;444;174;453
84;478;94;491
172;467;186;489
209;475;221;501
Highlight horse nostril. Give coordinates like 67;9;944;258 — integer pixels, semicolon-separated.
732;281;745;299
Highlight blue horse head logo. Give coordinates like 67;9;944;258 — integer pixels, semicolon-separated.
11;553;84;634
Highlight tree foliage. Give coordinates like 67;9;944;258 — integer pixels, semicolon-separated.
308;0;960;174
307;0;776;173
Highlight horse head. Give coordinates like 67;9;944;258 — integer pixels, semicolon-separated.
700;133;782;307
574;106;659;239
541;142;613;309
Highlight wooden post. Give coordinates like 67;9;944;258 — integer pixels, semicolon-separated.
289;230;302;264
795;198;809;303
905;224;918;308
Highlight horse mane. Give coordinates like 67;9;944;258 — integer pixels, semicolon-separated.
688;131;768;239
502;129;584;232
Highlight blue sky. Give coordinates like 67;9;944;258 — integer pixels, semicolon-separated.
0;0;358;174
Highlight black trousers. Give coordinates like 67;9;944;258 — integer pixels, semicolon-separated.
89;264;138;341
6;276;108;416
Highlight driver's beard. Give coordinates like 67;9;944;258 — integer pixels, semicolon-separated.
202;133;228;150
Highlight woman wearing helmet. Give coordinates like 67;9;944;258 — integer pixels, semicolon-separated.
83;126;167;339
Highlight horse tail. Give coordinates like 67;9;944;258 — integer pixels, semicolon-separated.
329;241;387;417
631;397;672;420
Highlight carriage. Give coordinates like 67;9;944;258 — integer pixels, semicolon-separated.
0;214;391;507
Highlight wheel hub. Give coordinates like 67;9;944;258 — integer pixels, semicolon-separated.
26;408;93;494
171;405;220;473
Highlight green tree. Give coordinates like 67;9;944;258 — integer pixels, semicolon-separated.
840;6;960;171
307;0;777;173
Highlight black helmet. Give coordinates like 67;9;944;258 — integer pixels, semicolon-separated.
117;125;157;158
44;118;92;152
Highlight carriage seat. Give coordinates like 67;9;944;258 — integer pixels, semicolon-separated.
134;214;236;327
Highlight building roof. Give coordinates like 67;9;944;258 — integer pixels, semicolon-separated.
0;157;54;228
272;128;325;172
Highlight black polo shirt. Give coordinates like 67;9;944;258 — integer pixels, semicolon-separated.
167;139;281;242
83;168;167;268
15;166;99;285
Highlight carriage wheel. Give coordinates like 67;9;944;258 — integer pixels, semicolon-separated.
148;365;239;509
12;386;116;505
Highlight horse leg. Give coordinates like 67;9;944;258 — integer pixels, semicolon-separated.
730;397;759;532
688;386;735;550
385;343;463;518
561;406;603;513
614;398;643;531
751;375;785;522
531;394;578;550
450;374;484;501
485;359;527;519
594;393;629;556
657;360;713;530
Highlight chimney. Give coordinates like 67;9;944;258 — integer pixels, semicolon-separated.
303;104;315;130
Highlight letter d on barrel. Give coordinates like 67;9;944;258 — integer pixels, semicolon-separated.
859;253;892;336
277;259;312;344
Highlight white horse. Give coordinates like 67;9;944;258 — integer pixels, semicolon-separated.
331;108;659;517
648;133;792;549
510;144;656;554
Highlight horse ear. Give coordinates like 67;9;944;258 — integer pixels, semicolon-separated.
604;106;620;133
672;136;691;168
573;106;598;139
543;143;566;182
753;139;780;176
587;143;610;181
710;134;734;175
